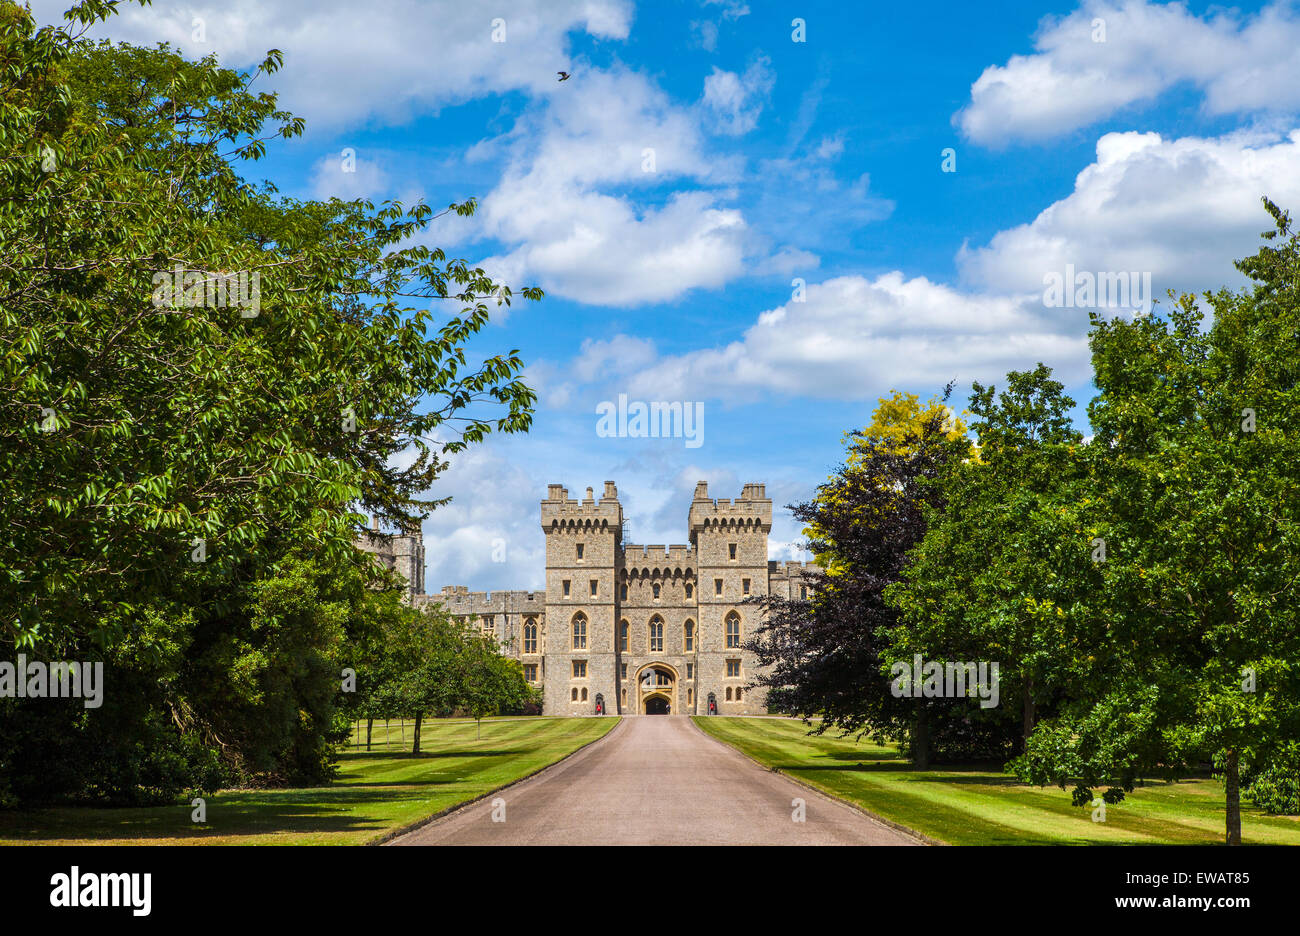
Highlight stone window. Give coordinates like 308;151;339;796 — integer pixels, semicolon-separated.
686;663;694;679
728;543;737;560
726;612;741;648
687;688;693;704
714;578;723;596
523;620;538;654
742;578;750;595
684;620;695;652
620;584;628;600
652;583;660;600
482;614;495;633
571;687;579;701
800;585;807;600
649;616;664;653
571;614;587;650
735;687;743;701
726;658;741;678
620;663;628;679
589;579;598;597
572;660;587;678
523;663;538;682
619;620;629;652
580;687;588;702
726;687;733;701
562;579;570;598
576;542;584;560
685;583;693;599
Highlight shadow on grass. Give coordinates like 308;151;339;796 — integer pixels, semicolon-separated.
0;787;441;842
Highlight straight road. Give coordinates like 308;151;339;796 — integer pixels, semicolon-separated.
390;715;919;846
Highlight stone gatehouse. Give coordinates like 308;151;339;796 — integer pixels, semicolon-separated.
363;481;813;716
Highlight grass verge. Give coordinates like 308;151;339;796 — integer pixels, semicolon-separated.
692;716;1300;845
0;716;618;845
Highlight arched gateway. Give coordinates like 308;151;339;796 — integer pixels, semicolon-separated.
635;663;677;715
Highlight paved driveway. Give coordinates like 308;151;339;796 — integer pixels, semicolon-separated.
389;716;919;846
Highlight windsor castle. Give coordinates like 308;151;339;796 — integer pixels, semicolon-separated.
357;481;812;716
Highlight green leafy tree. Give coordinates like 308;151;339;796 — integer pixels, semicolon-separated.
366;610;534;751
886;365;1092;756
746;389;971;765
456;633;535;740
0;2;540;801
1015;199;1300;845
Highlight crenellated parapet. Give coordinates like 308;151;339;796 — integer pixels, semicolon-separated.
541;481;622;532
768;559;816;575
687;480;773;534
429;586;546;615
620;543;696;579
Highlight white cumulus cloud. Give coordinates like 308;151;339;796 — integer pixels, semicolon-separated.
956;0;1300;145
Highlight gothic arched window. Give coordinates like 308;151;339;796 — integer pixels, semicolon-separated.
572;613;587;650
725;611;741;648
648;616;664;653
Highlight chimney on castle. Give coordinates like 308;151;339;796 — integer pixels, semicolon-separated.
603;481;618;500
546;483;565;500
693;480;709;501
584;486;595;504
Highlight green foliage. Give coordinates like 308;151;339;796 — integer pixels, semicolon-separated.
747;391;975;759
1243;742;1300;815
886;364;1091;757
0;3;541;804
782;199;1300;843
1008;199;1300;843
363;607;536;750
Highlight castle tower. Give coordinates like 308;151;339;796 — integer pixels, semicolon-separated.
541;482;622;714
357;516;425;603
688;481;770;714
420;479;789;716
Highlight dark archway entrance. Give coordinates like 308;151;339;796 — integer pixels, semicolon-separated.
645;695;670;715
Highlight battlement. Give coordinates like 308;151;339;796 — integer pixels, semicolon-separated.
431;586;546;614
688;480;773;532
621;543;695;567
768;560;816;576
541;481;622;530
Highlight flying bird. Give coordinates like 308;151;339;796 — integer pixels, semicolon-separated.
557;71;571;81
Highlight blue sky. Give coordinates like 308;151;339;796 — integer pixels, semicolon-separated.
45;0;1300;590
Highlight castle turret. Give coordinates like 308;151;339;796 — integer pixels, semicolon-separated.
689;481;771;713
541;482;622;714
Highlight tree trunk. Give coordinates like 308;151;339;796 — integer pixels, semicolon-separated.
1022;678;1036;753
366;718;373;752
1224;748;1241;846
412;711;423;755
477;717;482;741
913;709;930;769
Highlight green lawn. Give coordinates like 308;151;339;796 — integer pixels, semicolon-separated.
694;716;1300;845
0;716;617;845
